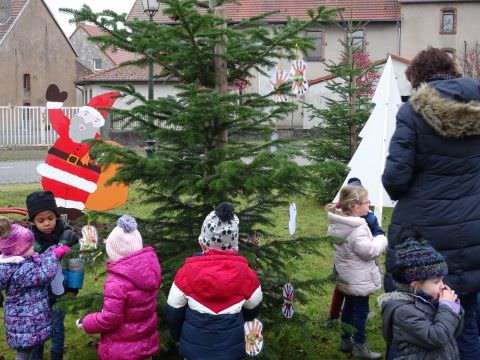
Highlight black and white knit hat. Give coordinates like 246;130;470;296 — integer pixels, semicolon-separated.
199;203;239;251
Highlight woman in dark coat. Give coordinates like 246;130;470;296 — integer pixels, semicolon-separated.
382;47;480;360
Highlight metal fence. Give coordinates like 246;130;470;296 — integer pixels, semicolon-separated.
0;106;80;147
0;106;178;147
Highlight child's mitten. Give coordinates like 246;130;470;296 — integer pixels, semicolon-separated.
53;245;71;259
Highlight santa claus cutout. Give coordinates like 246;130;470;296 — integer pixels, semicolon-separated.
37;84;120;215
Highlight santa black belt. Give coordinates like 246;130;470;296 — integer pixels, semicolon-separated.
48;148;101;173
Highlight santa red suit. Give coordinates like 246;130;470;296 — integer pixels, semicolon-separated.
37;90;119;211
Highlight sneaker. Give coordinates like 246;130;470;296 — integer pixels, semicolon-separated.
339;336;354;353
352;343;382;359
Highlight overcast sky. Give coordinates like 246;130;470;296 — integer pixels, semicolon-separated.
43;0;136;37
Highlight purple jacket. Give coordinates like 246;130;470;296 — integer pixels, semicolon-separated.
0;249;59;350
82;247;162;360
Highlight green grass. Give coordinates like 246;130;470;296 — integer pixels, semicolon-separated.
0;148;47;161
0;183;393;359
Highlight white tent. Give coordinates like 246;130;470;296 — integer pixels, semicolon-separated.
334;56;402;225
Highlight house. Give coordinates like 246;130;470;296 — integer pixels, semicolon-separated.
0;0;78;106
399;0;480;58
76;63;177;114
305;54;412;129
127;0;402;128
69;23;140;73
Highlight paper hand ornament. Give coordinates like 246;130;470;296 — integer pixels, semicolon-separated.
288;202;297;236
80;225;98;251
245;319;264;356
282;282;295;319
270;68;290;102
290;60;309;95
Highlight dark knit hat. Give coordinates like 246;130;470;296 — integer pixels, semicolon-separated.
347;177;362;187
392;226;448;284
26;191;59;221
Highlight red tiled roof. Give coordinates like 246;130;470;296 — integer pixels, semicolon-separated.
0;0;29;45
76;63;171;84
128;0;400;23
74;24;141;65
75;60;93;82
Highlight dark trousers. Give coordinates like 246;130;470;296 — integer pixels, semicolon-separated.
457;293;480;360
341;295;370;344
31;309;65;360
329;286;345;320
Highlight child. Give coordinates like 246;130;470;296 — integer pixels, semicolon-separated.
26;190;80;360
326;177;386;327
327;185;387;359
0;220;70;360
167;203;263;360
379;227;463;359
77;215;162;360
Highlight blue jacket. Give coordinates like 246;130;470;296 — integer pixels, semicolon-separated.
166;250;262;360
0;248;59;350
382;77;480;295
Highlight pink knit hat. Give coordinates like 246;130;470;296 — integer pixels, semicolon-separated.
0;224;34;256
106;215;143;261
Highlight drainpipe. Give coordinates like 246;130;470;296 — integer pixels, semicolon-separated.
75;85;86;105
396;20;401;56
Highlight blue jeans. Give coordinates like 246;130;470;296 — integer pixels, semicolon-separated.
341;295;370;344
457;293;480;360
31;309;65;360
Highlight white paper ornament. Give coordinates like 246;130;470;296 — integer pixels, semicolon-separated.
245;318;264;356
288;202;297;236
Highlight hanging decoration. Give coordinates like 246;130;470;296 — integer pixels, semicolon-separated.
80;225;98;251
244;318;264;356
282;282;295;319
288;202;297;236
270;68;290;102
289;59;309;96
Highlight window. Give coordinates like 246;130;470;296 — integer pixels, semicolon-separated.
440;8;456;34
23;74;30;92
351;30;365;51
305;31;323;60
93;59;102;70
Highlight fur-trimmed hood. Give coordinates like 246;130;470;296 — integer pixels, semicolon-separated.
410;77;480;138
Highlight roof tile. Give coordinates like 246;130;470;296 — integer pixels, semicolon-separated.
0;0;28;44
128;0;400;23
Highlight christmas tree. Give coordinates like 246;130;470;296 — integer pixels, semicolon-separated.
306;20;379;203
63;0;338;354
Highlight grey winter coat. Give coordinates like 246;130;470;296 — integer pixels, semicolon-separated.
379;291;463;359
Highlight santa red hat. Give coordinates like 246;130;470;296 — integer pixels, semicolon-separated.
78;92;120;128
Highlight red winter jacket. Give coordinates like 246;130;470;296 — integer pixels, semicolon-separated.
82;247;161;360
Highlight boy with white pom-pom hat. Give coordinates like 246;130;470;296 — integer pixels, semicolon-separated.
167;203;263;360
76;215;162;360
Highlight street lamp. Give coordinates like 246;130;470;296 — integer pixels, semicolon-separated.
142;0;160;100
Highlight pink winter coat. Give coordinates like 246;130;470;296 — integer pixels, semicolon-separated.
82;247;162;360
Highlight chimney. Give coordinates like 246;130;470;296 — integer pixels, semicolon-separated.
0;0;11;24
